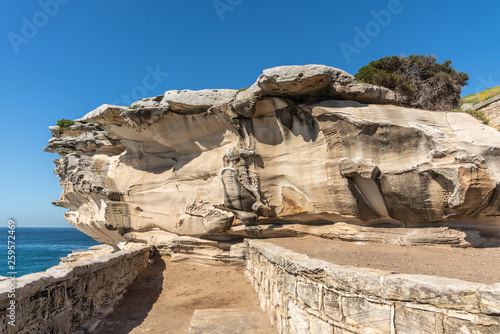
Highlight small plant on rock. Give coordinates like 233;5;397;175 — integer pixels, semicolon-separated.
56;119;75;127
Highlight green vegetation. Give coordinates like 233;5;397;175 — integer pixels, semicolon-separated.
129;106;137;109
237;87;248;93
456;86;500;124
464;109;490;124
355;55;469;111
460;85;500;106
56;119;75;127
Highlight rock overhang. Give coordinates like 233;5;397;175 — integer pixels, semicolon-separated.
44;64;500;252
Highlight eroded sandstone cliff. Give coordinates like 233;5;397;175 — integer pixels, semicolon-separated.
45;65;500;262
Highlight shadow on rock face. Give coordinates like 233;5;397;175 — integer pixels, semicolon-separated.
93;252;166;334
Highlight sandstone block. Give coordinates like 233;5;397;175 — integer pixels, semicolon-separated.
297;277;321;310
322;288;342;322
342;297;391;333
394;304;437;334
382;274;482;312
444;315;500;334
288;301;310;334
478;283;500;315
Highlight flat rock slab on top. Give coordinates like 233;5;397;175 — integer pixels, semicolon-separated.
188;309;271;334
159;89;237;113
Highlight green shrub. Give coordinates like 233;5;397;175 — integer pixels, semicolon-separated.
237;87;249;93
355;55;469;111
56;119;75;127
129;106;137;109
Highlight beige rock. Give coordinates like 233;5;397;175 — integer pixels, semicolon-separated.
258;64;354;99
131;95;163;108
478;283;500;315
159;89;237;113
334;82;405;106
342;297;392;333
443;315;500;334
394;305;438;334
287;301;310;333
44;65;500;257
461;103;474;111
382;274;483;312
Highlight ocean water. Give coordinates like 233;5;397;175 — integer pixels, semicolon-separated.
0;227;101;277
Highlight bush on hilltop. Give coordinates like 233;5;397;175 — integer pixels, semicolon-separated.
355;55;469;111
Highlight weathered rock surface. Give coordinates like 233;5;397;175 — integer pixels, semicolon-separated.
334;82;406;105
159;89;237;112
45;65;500;258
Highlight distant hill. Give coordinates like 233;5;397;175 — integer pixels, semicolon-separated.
458;86;500;128
460;86;500;106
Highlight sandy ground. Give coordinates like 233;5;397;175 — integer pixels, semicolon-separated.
93;255;275;334
268;236;500;284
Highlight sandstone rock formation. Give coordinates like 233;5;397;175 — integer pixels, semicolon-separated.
45;65;500;261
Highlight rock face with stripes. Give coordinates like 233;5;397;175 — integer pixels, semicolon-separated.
45;65;500;257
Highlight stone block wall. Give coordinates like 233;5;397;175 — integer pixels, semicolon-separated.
480;98;500;129
0;246;150;334
245;240;500;334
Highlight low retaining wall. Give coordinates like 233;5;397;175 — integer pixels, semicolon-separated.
245;239;500;334
0;246;150;334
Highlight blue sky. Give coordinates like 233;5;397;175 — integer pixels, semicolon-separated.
1;0;499;227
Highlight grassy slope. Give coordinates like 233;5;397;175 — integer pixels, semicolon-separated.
455;86;500;124
460;86;500;106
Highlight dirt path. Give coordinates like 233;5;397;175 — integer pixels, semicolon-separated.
268;236;500;284
94;255;275;334
94;236;499;333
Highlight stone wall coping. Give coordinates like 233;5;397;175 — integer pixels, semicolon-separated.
473;94;500;110
0;245;150;302
246;239;500;316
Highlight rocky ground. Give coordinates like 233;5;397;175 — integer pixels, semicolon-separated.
269;236;500;284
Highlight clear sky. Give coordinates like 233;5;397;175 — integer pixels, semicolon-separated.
1;0;499;227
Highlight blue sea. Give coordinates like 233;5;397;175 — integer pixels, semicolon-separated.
0;228;101;277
